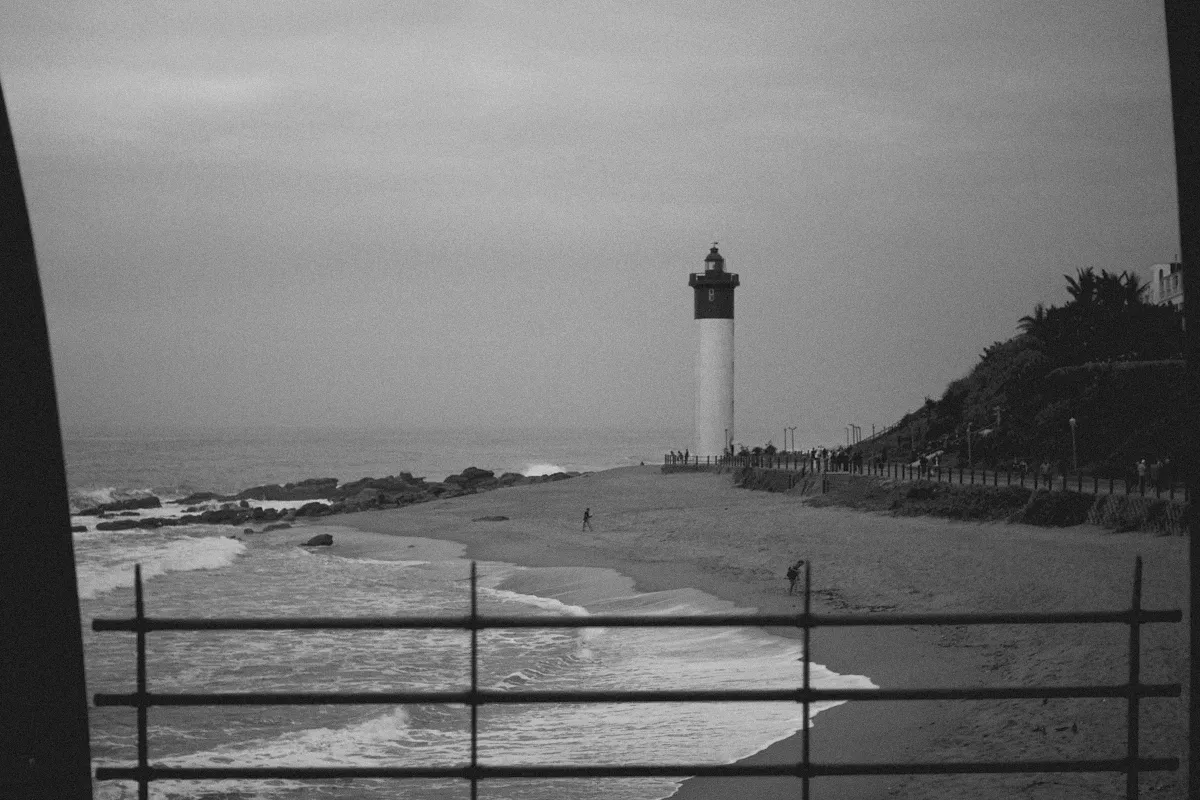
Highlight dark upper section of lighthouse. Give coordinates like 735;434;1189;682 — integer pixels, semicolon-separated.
689;244;739;319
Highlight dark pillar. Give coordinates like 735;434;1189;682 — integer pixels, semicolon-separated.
0;80;93;797
1164;4;1200;794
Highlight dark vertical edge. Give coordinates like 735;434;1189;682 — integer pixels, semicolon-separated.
1127;556;1143;800
135;566;148;800
0;79;93;798
470;561;479;800
1162;4;1200;796
801;561;812;800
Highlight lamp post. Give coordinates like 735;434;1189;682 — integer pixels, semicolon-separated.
1069;417;1077;471
787;426;797;452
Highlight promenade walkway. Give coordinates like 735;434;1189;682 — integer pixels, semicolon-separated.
663;453;1190;504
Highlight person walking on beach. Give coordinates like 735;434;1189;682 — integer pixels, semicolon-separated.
582;507;593;531
786;559;805;595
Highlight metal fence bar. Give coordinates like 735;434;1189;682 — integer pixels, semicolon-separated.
92;609;1182;631
470;561;479;800
801;560;812;800
1128;557;1143;800
134;564;148;800
94;757;1181;782
92;683;1182;708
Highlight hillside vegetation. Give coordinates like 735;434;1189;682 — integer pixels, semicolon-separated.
859;269;1191;478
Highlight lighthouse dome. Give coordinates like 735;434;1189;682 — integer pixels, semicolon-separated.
704;245;724;272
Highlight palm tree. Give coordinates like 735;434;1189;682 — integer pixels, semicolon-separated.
1119;271;1147;308
1064;268;1098;308
1018;303;1048;334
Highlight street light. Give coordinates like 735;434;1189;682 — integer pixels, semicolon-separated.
1069;417;1077;471
788;426;797;452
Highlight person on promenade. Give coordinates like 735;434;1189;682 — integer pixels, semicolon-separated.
786;559;805;595
582;507;593;531
1137;458;1147;493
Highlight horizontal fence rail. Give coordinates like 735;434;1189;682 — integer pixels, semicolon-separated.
662;453;1191;502
92;559;1181;800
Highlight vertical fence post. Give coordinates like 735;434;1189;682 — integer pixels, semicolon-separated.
1127;556;1143;800
470;562;479;800
801;561;812;800
135;564;149;800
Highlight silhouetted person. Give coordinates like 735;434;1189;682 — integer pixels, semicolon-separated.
786;559;805;594
582;507;593;531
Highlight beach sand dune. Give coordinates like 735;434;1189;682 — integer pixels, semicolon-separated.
318;465;1189;800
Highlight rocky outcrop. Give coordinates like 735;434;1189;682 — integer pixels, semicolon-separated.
81;467;582;531
301;533;333;547
236;478;338;502
177;491;222;505
77;495;162;515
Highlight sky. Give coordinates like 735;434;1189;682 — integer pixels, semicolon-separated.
0;1;1181;449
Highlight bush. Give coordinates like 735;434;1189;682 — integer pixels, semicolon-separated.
1012;490;1095;527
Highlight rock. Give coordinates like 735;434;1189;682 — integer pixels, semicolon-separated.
239;499;250;508
70;525;87;533
77;495;163;516
236;483;285;501
199;507;250;525
237;477;339;501
301;533;333;547
178;492;222;505
95;519;151;531
498;472;527;485
243;528;255;535
294;501;330;517
262;522;293;532
472;515;509;522
337;475;424;498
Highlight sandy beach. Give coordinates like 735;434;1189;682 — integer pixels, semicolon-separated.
291;466;1189;800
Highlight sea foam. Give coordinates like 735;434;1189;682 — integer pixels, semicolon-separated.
521;462;568;476
76;533;247;599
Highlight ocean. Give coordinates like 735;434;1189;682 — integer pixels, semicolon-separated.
68;424;874;800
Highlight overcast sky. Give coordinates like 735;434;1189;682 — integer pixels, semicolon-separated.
0;1;1180;447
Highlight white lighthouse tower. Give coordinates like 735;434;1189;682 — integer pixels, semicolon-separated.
689;244;740;458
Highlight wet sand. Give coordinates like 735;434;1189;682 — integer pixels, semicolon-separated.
313;466;1188;800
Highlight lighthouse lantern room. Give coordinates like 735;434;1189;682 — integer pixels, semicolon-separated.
688;244;739;458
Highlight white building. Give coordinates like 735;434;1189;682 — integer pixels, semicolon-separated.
1146;262;1184;309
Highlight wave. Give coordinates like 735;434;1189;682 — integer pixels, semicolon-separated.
521;462;568;476
77;534;247;599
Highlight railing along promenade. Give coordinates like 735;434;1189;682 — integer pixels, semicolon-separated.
92;561;1180;799
663;453;1191;503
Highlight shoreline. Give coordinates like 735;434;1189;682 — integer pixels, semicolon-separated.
312;465;1188;800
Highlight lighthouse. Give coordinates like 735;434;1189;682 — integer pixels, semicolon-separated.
689;244;739;458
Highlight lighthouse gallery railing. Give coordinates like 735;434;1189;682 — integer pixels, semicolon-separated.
92;559;1181;800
